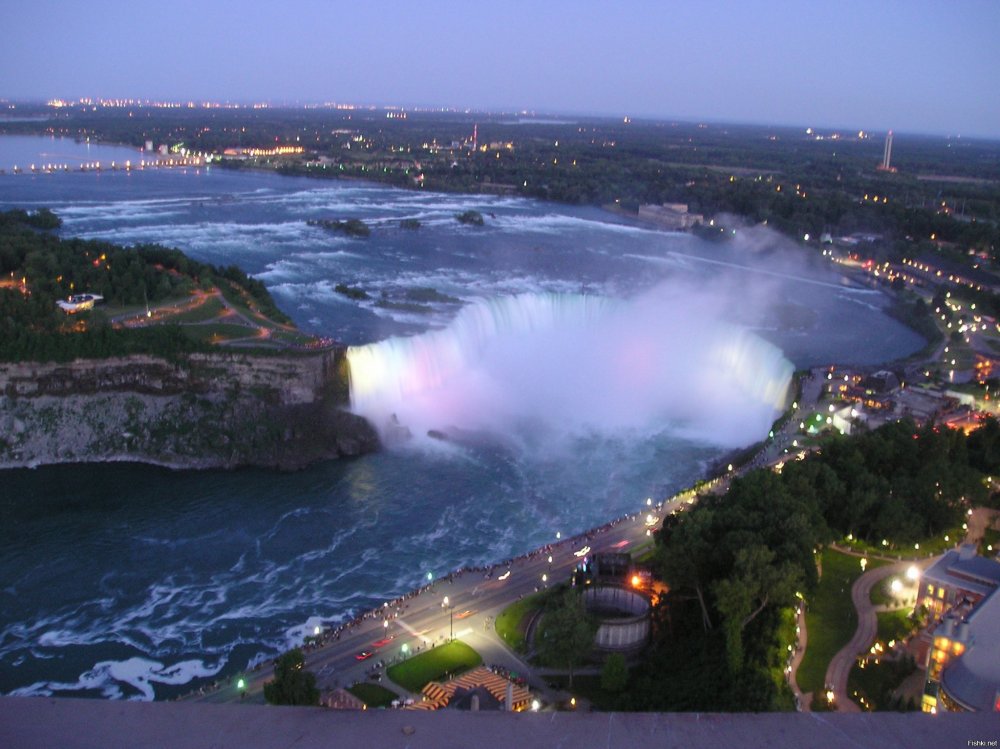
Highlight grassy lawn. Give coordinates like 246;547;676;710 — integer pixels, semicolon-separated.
347;682;399;708
876;610;914;645
164;295;225;323
797;549;887;694
495;590;551;653
910;526;965;556
870;579;895;607
837;523;964;559
180;323;255;343
386;641;481;693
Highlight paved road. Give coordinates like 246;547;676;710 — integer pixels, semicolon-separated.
187;497;684;706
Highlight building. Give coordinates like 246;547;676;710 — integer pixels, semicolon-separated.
923;584;1000;712
637;203;704;230
876;130;897;173
56;293;103;314
916;544;1000;620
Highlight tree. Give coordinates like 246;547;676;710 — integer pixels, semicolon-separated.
712;545;802;673
536;589;597;688
263;648;320;706
656;507;717;630
601;653;628;693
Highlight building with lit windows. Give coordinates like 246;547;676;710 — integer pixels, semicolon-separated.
915;544;1000;619
922;588;1000;712
919;546;1000;713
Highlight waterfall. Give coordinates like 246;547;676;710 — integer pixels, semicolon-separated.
347;289;793;447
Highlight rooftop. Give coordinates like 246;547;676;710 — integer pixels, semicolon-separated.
939;587;1000;712
922;544;1000;598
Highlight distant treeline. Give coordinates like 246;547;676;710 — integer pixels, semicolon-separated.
15;106;999;263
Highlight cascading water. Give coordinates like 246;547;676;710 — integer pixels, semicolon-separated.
347;286;793;448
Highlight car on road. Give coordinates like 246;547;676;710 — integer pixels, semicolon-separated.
355;650;374;661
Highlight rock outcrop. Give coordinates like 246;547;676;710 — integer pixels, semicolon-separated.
0;349;379;470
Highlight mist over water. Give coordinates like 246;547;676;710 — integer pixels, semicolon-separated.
348;284;793;449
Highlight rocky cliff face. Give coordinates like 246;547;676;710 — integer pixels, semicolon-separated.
0;349;379;470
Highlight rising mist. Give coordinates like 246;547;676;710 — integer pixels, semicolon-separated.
347;278;793;449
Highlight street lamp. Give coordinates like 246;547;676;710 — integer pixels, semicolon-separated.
442;596;454;641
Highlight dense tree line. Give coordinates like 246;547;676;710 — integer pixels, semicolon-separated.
607;417;999;711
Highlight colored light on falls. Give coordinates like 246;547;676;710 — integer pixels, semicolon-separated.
347;288;793;448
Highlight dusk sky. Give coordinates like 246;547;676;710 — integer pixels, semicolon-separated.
2;0;998;137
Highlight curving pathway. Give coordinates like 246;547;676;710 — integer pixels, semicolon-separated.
825;556;938;712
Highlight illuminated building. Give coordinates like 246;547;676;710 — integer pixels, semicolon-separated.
923;587;1000;713
916;544;1000;620
919;546;1000;713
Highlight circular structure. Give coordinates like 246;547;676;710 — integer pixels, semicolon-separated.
583;586;651;655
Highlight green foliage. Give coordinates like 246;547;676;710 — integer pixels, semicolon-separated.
877;609;915;644
788;419;980;543
495;590;551;653
0;209;291;361
347;682;398;708
643;414;985;710
0;207;62;231
600;653;629;693
713;545;802;673
535;589;598;687
263;648;320;706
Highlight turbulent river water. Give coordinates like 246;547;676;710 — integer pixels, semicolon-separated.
0;141;924;700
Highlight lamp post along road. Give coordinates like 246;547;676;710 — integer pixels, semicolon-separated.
443;595;454;641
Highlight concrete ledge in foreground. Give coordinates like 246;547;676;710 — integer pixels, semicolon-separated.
1;697;997;749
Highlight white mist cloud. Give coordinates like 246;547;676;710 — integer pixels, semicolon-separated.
347;278;793;449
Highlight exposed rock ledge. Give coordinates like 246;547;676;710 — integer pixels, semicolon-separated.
0;349;379;470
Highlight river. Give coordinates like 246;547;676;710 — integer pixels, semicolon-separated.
0;137;924;700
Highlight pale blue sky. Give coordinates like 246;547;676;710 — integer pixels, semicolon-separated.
2;0;998;137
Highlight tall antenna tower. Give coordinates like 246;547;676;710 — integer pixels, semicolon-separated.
877;130;897;172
